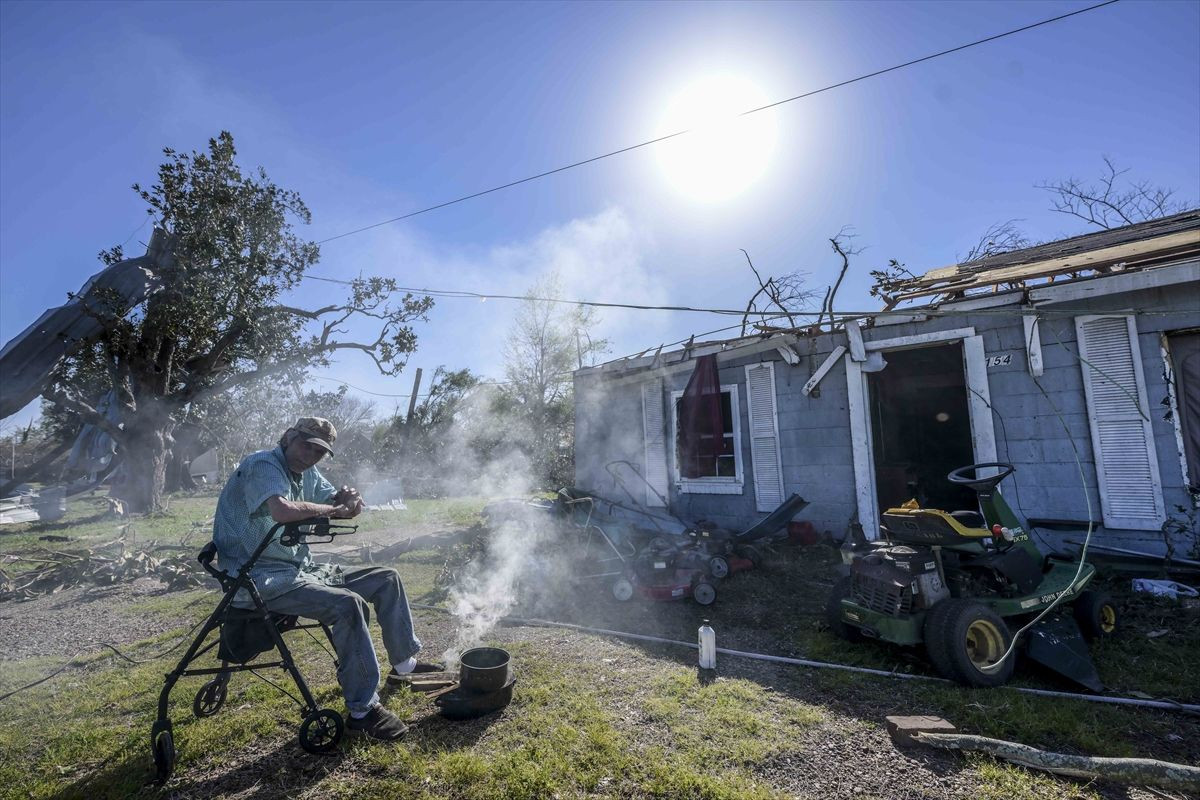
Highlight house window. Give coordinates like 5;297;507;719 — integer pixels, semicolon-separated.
670;385;743;493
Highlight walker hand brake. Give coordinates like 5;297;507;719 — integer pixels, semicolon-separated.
278;517;359;547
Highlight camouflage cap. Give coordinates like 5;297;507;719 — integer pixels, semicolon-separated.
292;417;337;454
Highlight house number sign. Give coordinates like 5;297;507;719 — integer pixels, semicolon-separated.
985;353;1013;368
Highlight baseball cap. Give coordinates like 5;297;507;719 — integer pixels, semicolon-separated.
293;417;337;454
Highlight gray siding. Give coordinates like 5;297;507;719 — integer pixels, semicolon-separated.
575;269;1200;554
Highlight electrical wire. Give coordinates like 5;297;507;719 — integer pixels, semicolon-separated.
313;0;1121;245
0;606;213;703
303;274;1189;323
977;311;1097;674
310;374;435;399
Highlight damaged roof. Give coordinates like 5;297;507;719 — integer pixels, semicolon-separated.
581;210;1200;378
877;209;1200;308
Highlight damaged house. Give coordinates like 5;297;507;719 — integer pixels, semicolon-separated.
573;211;1200;556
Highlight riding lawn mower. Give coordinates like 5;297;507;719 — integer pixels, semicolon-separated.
827;462;1118;690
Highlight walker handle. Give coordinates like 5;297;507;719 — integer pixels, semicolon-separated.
278;517;358;547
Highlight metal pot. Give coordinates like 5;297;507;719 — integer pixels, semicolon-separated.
458;647;510;692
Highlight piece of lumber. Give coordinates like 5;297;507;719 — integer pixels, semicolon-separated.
884;715;958;748
802;345;846;396
915;732;1200;793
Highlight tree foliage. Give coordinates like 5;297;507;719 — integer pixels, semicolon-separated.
498;272;608;489
374;367;482;496
45;132;432;511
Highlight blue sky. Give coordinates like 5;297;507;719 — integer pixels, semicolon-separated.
2;0;1198;425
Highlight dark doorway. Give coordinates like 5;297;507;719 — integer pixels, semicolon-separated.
868;342;977;513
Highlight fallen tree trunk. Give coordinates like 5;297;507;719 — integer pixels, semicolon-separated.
916;732;1200;793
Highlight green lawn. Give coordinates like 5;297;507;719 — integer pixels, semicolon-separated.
0;494;1197;799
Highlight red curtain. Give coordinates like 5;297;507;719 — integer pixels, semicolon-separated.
678;354;731;478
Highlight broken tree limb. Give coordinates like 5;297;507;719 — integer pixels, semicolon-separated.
915;732;1200;793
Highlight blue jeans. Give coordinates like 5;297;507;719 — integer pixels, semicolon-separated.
265;566;422;714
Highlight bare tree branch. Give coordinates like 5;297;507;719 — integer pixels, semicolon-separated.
1037;157;1187;230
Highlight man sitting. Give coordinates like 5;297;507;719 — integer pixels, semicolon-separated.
213;416;437;741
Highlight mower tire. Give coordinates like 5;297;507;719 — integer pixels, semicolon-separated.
922;600;957;679
611;577;634;602
1074;591;1119;641
708;556;730;579
925;599;1015;687
824;576;864;641
735;544;762;568
692;581;717;606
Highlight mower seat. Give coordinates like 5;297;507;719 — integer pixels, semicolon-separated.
881;501;991;546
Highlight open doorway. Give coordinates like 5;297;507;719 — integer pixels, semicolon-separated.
868;342;977;513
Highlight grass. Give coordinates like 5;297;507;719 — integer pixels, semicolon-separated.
0;496;1198;798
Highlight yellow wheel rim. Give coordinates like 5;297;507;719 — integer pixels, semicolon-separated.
965;619;1005;668
1100;605;1117;634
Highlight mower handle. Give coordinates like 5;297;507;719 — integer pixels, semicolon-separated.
946;462;1014;492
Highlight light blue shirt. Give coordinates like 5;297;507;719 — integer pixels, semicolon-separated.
212;446;339;601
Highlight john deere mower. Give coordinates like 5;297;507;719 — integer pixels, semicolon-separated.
827;462;1118;690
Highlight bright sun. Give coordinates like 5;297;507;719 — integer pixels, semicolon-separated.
656;75;779;203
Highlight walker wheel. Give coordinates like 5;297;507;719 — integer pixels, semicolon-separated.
192;678;228;718
299;708;344;754
692;581;717;606
151;720;176;785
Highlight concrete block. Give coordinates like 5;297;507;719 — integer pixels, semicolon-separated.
999;413;1039;442
885;715;958;748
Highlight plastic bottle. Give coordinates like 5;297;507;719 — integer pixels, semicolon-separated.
698;619;716;669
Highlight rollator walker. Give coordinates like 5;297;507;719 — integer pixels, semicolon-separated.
151;517;358;784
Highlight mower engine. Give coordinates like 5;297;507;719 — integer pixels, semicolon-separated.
850;545;950;616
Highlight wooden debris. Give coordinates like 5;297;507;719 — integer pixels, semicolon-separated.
884;715;958;748
913;730;1200;793
0;538;205;601
400;672;459;693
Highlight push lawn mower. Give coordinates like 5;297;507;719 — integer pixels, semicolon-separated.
612;493;810;606
827;462;1118;690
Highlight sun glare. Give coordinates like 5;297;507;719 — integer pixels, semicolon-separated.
656;75;779;203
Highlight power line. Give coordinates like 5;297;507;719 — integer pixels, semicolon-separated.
302;274;1189;321
310;375;432;398
314;0;1121;245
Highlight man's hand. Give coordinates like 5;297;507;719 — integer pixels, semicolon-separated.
330;500;362;519
333;485;364;516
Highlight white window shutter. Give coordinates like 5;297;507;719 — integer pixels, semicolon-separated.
1075;315;1165;531
745;362;785;512
642;379;669;507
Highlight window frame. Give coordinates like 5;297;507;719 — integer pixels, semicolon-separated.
669;383;744;494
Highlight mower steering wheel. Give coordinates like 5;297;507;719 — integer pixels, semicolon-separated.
946;462;1015;492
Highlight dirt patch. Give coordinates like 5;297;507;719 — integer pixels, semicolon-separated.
0;577;204;661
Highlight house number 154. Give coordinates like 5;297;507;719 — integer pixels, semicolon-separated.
985;354;1012;368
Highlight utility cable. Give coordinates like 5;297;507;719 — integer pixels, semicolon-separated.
313;1;1121;245
977;312;1097;674
303;274;1186;322
0;606;213;703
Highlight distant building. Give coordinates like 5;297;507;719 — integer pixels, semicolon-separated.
574;211;1200;555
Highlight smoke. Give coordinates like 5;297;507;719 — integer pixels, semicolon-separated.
441;496;578;667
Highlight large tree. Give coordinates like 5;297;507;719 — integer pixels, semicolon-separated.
498;272;608;488
44;132;432;512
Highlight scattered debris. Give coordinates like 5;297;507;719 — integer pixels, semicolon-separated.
1132;578;1199;599
0;537;205;601
888;714;1200;792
